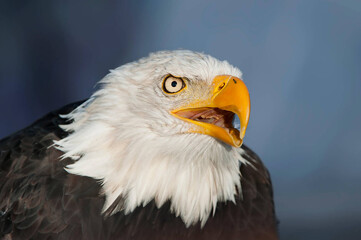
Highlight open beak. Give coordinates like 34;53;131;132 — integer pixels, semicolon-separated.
171;75;250;148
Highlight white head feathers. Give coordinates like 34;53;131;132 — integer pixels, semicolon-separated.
55;50;248;226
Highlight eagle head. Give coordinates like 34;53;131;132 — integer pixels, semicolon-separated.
55;50;251;226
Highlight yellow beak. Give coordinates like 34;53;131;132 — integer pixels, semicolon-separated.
171;75;250;147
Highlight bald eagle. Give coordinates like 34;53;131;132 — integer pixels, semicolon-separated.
0;50;278;240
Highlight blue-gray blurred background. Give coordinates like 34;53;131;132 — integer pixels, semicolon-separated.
1;0;361;239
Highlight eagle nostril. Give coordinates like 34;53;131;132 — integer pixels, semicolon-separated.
218;82;225;91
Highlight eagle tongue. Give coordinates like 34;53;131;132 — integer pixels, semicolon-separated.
175;108;234;129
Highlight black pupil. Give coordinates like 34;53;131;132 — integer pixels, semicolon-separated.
171;81;178;87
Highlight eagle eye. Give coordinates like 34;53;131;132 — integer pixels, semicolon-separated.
162;75;186;94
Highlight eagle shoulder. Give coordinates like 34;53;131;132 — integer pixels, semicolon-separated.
0;101;95;239
237;144;278;239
